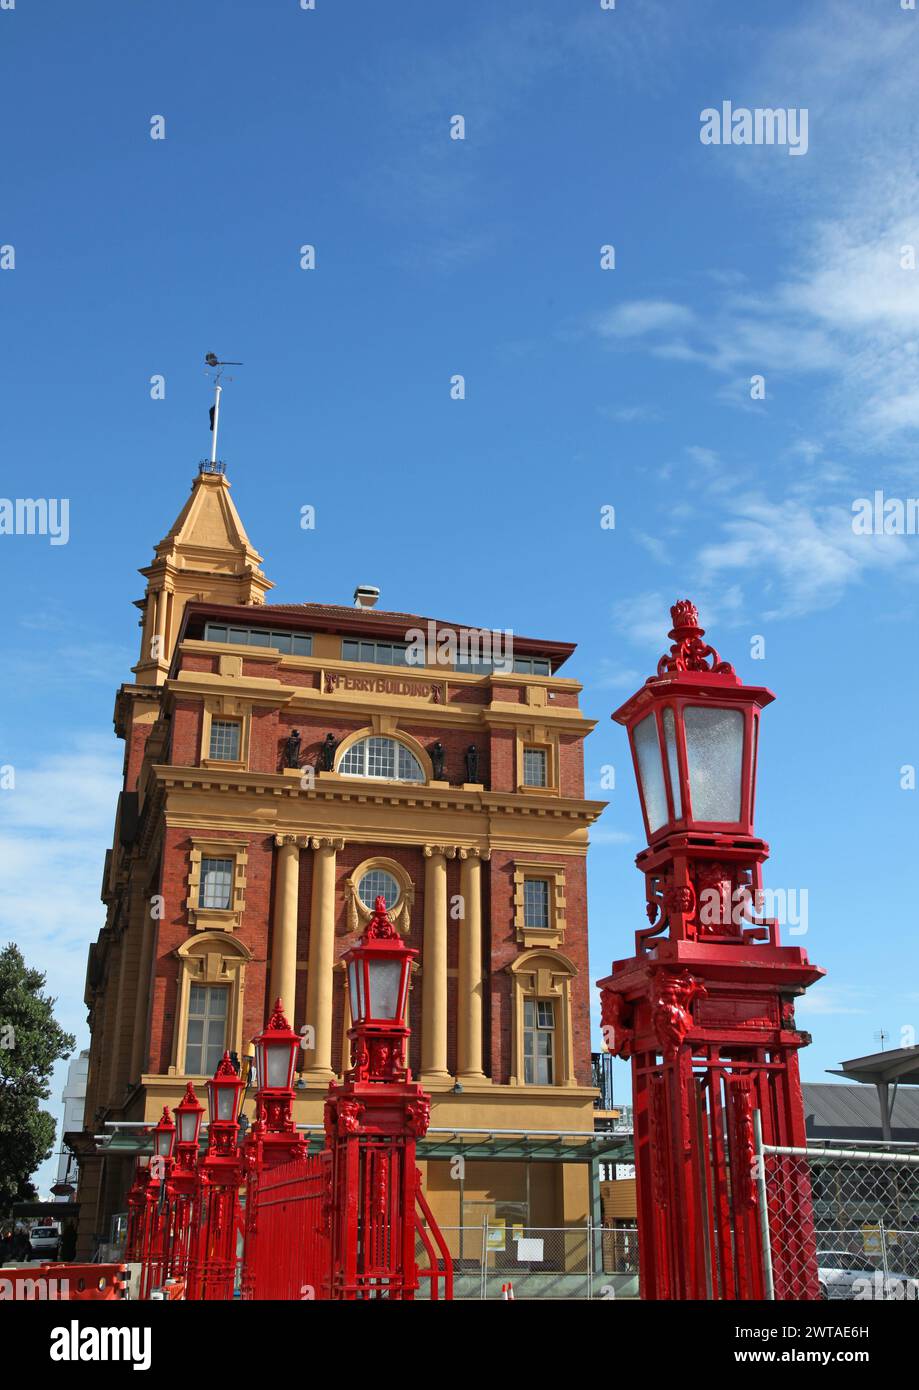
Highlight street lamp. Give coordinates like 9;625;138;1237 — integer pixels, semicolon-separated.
206;1052;244;1149
343;895;416;1082
173;1082;204;1154
151;1106;176;1161
254;1001;300;1092
615;599;772;843
596;598;824;1301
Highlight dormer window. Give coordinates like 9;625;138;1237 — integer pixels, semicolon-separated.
338;735;425;783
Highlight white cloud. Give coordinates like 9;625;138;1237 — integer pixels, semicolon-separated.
696;496;915;619
590;828;635;847
594;299;695;340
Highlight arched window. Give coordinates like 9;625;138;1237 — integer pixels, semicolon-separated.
338;735;425;783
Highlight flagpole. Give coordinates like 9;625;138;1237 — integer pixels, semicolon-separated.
210;382;222;464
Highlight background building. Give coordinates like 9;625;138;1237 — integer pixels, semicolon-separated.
54;1049;89;1200
71;463;610;1256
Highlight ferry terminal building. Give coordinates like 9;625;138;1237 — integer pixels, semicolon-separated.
71;463;618;1262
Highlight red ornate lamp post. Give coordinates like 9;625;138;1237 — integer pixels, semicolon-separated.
135;1108;176;1298
166;1083;204;1286
240;1000;307;1298
324;896;436;1299
189;1053;245;1300
597;600;824;1300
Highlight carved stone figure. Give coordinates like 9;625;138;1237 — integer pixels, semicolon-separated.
429;741;446;780
284;728;301;768
464;743;479;783
318;733;338;772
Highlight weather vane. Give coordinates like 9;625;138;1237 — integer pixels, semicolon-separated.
203;353;243;469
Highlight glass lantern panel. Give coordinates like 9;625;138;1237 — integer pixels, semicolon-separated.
633;713;668;833
662;707;683;819
155;1131;173;1157
265;1042;292;1088
178;1112;198;1143
683;706;744;822
367;959;403;1020
348;960;364;1021
214;1086;236;1121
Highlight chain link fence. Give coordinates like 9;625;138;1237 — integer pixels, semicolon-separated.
417;1223;639;1299
762;1144;919;1301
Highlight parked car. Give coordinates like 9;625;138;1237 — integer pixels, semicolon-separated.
28;1223;61;1259
817;1249;919;1300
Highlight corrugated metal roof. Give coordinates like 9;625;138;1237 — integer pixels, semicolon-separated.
803;1082;919;1135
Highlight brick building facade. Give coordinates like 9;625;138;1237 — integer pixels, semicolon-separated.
72;464;606;1255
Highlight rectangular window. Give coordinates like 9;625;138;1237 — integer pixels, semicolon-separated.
523;878;550;930
513;656;551;676
523;998;555;1085
185;984;228;1076
199;857;234;910
203;622;312;656
208;719;241;761
341;639;409;666
523;747;548;787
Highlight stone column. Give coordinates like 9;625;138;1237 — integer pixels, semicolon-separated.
270;836;303;1020
421;845;455;1081
457;849;490;1081
302;836;344;1081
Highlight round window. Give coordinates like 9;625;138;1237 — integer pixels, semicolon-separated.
358;868;400;911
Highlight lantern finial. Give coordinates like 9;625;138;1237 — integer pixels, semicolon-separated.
213;1050;238;1079
266;997;292;1032
365;894;399;941
656;598;735;678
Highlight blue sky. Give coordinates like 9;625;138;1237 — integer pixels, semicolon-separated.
3;0;919;1191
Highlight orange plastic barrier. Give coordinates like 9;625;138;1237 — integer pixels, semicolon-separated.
0;1262;128;1300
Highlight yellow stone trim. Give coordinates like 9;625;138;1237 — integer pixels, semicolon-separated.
506;948;578;1089
186;834;249;930
333;726;434;783
199;695;252;771
516;727;560;797
344;854;415;936
168;932;252;1075
513;860;567;947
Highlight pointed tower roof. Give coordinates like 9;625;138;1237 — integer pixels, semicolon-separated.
132;464;273;684
153;462;263;563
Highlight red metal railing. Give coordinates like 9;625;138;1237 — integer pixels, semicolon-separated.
242;1152;331;1300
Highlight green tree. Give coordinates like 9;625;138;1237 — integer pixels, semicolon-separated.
0;944;75;1214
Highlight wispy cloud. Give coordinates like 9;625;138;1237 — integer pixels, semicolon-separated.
0;735;122;1039
697;495;915;620
583;1;919;449
796;984;871;1019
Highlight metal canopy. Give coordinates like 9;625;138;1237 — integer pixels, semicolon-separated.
827;1047;919;1141
91;1122;634;1165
